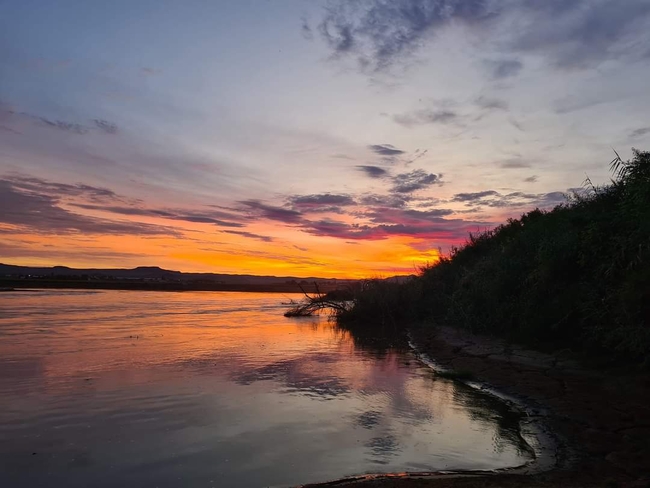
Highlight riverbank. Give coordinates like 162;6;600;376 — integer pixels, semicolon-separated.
305;325;650;488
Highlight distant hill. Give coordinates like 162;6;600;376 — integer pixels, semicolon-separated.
0;263;360;286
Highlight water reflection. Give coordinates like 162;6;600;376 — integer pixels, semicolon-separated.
452;383;534;458
0;290;533;488
234;355;351;399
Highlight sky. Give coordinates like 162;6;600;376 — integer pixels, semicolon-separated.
1;0;650;278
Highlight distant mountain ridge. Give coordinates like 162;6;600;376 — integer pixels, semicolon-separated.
0;263;358;285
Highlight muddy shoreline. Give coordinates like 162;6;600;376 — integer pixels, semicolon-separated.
304;325;650;488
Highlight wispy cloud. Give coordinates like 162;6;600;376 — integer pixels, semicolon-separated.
304;216;486;242
452;190;500;202
301;16;314;40
452;189;567;209
368;144;405;156
630;127;650;138
513;1;650;69
314;1;650;74
390;169;442;193
356;165;388;178
38;117;88;134
0;241;147;262
2;105;119;137
317;0;496;72
93;119;118;134
71;203;245;228
474;96;508;112
239;199;303;224
393;109;459;127
287;193;356;213
365;206;455;224
358;193;410;209
289;193;356;207
4;175;246;229
223;230;274;242
4;175;127;203
499;157;533;169
140;67;161;75
0;179;176;236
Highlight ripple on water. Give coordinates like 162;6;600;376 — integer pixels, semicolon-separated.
0;290;536;488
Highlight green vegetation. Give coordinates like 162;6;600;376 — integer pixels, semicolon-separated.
338;149;650;367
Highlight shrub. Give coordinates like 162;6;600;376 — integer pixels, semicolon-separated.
340;150;650;367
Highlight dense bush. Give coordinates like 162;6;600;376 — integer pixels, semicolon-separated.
340;150;650;367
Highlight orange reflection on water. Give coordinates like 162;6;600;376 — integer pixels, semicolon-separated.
0;290;533;488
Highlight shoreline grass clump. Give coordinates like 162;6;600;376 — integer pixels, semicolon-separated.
335;149;650;368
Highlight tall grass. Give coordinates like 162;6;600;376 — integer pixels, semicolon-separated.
339;149;650;367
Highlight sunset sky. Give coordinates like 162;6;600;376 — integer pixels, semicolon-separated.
2;0;650;278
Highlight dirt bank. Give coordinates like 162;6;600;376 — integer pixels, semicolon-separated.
304;326;650;488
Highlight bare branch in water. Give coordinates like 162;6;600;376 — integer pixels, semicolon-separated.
284;283;353;317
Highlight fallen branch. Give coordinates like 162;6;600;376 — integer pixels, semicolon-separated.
284;282;353;317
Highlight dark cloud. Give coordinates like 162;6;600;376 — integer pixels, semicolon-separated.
393;109;459;127
452;190;500;202
317;0;497;72
239;199;303;223
368;144;405;156
0;179;176;236
524;175;538;183
358;193;410;209
452;189;567;209
356;165;389;178
630;127;650;138
287;193;356;213
390;169;442;193
485;59;523;79
223;230;274;243
290;193;356;206
314;1;650;73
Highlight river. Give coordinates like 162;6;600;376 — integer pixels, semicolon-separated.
0;290;533;487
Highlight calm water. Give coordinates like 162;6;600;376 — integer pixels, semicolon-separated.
0;290;533;487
